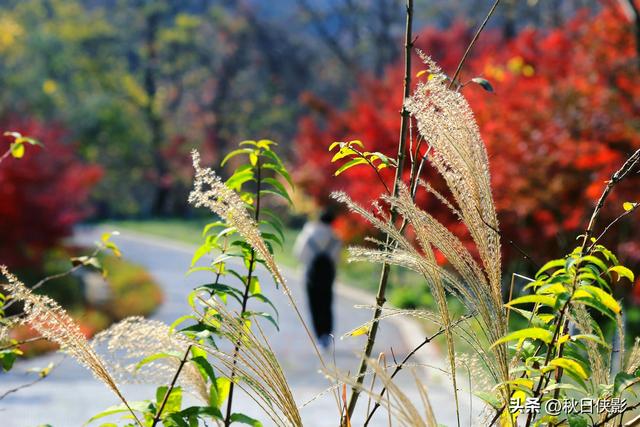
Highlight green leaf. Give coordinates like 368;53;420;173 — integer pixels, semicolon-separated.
229;413;263;427
156;386;183;415
491;327;554;348
471;77;494;92
331;147;358;162
249;152;259;166
614;372;638;396
10;142;24;158
473;391;501;410
220;148;252;166
249;293;279;320
574;285;621;314
259;190;292;205
191;243;211;267
506;294;556;308
84;401;152;425
226;169;254;190
191;355;217;383
262;177;292;204
214;377;231;408
334;157;368;176
243;311;279;330
328;141;343;151
548;357;588;380
248;277;261;295
256;139;277;149
1;352;17;371
580;255;609;275
135;351;183;371
609;265;634;283
262;163;293;187
567;414;588;427
535;259;565;278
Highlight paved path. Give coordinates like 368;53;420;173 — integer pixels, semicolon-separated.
0;228;472;426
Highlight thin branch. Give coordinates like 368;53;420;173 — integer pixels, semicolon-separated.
345;0;413;420
3;247;101;311
580;148;640;254
0;149;11;166
0;361;60;402
0;336;45;351
588;203;640;252
363;315;471;425
449;0;501;89
151;345;193;427
0;376;47;402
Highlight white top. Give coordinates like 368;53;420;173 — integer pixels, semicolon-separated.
293;221;342;267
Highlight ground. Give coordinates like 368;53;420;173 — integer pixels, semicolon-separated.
0;227;472;426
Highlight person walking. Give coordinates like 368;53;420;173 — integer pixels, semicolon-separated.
293;209;341;350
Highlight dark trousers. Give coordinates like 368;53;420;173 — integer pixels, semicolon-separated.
305;270;334;338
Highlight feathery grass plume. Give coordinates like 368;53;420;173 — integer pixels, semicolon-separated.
333;55;510;406
194;296;303;426
188;149;339;410
625;338;640;375
570;306;608;386
92;316;208;403
188;149;289;295
405;53;501;294
324;357;434;427
333;190;507;388
0;266;141;425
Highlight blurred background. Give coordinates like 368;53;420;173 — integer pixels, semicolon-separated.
1;0;640;342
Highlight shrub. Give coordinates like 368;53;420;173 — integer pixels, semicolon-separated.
0;117;102;267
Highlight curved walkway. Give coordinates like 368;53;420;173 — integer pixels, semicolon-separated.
0;228;470;426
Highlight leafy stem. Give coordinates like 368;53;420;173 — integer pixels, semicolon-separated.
344;0;414;420
151;345;193;427
224;158;262;427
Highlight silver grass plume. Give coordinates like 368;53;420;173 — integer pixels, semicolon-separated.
188;150;289;295
324;357;435;427
571;306;608;386
194;295;302;426
188;149;336;403
92;316;208;403
405;53;502;303
0;266;136;420
333;191;507;387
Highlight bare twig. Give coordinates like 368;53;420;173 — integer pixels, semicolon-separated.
449;0;501;89
588;202;640;252
580;148;640;254
344;1;413;420
151;345;192;427
0;336;45;351
0;361;60;402
364;315;471;425
0;376;46;402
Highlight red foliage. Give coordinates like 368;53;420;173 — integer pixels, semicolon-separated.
0;118;102;267
294;7;640;269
